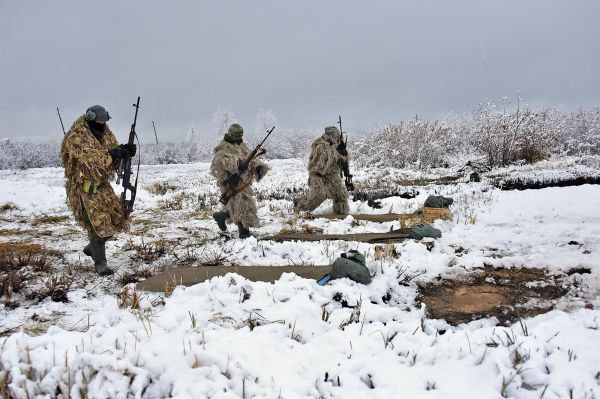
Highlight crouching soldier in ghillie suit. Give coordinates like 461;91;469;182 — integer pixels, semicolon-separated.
211;124;270;238
295;126;350;215
60;105;136;275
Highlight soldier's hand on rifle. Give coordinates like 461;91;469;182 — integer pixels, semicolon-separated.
237;159;248;173
108;144;136;161
255;165;267;181
121;143;137;157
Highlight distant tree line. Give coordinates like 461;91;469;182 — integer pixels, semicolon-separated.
1;101;599;170
353;102;600;169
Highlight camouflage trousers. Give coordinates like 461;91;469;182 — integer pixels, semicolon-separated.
297;173;349;214
81;199;110;242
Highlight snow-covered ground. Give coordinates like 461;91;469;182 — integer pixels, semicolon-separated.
1;159;599;398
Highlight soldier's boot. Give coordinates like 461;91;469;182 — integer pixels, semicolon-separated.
213;211;229;232
90;237;114;276
333;200;350;216
237;223;251;239
83;242;93;257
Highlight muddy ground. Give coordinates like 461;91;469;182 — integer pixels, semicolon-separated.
417;266;570;325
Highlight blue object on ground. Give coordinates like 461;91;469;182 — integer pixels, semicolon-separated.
317;274;332;286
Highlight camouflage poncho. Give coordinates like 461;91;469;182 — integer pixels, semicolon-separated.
210;140;270;228
297;137;349;214
60;115;129;238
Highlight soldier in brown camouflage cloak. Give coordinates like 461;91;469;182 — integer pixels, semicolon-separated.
295;126;350;215
210;123;270;238
60;105;136;275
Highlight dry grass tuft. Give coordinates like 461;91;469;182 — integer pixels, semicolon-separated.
373;244;399;260
146;182;177;196
302;224;324;234
199;246;231;266
117;265;154;286
124;238;169;263
0;202;18;213
118;287;142;309
398;207;451;228
31;214;70;227
27;274;73;303
0;243;63;301
0;243;52;273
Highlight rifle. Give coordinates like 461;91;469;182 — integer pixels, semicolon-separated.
57;107;66;135
337;115;354;191
219;125;275;205
116;96;141;216
152;121;159;144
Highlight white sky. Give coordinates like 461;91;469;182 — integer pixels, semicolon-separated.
1;0;599;142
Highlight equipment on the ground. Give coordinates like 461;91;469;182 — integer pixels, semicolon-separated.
116;96;141;216
337;115;354;191
219;125;275;205
424;195;453;208
317;250;371;285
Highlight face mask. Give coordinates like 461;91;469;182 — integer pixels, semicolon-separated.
87;120;106;138
225;131;243;144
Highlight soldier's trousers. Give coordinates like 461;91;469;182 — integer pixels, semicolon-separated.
81;199;110;242
297;173;349;214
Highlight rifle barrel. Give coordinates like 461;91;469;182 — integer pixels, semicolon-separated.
152;121;159;144
57;107;66;135
259;125;276;147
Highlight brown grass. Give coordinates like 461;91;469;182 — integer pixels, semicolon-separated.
116;265;154;286
398;207;451;228
0;243;61;301
146;182;177;196
124;238;169;263
0;202;18;213
0;228;35;236
31;214;70;227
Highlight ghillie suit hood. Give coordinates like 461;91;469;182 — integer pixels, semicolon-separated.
296;135;349;214
210;139;270;228
321;125;341;145
60;115;129;238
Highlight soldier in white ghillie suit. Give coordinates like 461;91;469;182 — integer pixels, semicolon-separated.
295;126;349;215
210;124;270;238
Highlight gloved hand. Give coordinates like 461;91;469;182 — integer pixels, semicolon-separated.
121;143;137;157
108;144;136;160
255;165;266;181
237;159;248;173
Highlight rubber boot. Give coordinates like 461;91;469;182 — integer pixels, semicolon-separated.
90;236;114;276
237;223;251;239
213;211;229;232
83;242;92;257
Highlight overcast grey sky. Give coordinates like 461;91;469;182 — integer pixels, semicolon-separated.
1;0;599;142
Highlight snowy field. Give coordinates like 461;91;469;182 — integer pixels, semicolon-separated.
1;159;599;398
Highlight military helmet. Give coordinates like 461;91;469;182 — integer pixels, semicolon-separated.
228;123;243;134
85;105;111;122
225;123;244;144
322;125;341;144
